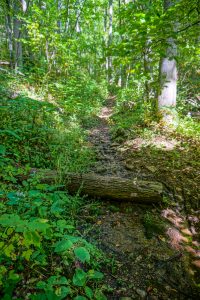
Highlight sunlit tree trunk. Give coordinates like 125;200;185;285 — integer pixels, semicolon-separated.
108;0;113;83
158;0;178;124
117;0;126;88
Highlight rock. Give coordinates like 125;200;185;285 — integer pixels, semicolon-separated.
96;166;107;174
135;255;142;262
111;142;120;147
135;289;147;299
124;163;135;171
146;166;157;173
118;147;129;153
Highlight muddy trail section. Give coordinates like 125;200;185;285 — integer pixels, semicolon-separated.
78;97;200;300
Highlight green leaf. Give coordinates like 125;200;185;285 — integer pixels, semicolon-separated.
72;269;87;287
8;270;20;281
74;296;87;300
28;219;50;233
56;286;71;299
64;235;81;243
95;290;107;300
28;190;42;198
74;247;90;263
36;281;46;289
54;239;73;253
30;294;46;300
7;192;21;205
46;291;61;300
51;200;65;215
0;129;21;140
87;270;104;280
22;249;33;260
0;145;6;155
47;276;68;286
4;244;15;258
85;286;93;299
57;220;75;231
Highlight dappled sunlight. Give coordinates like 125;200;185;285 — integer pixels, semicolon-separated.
98;106;113;120
0;0;200;297
161;208;200;270
122;135;179;151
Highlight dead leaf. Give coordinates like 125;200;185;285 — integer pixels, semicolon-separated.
181;228;192;236
192;260;200;268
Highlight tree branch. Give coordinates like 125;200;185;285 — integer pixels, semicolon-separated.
176;20;200;33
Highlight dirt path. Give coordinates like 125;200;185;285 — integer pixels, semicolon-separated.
80;98;200;300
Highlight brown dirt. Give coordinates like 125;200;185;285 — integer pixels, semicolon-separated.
79;98;200;299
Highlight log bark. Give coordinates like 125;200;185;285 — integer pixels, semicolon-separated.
30;169;163;203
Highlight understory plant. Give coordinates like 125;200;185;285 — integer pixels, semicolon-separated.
0;73;108;299
0;151;107;299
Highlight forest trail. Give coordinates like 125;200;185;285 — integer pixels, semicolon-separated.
78;97;200;300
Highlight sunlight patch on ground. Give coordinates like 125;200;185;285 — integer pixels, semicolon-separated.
98;107;113;119
161;208;200;270
123;135;179;151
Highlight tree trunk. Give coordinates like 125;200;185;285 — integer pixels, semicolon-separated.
108;0;113;83
5;0;14;68
30;170;163;203
13;0;28;70
158;0;178;124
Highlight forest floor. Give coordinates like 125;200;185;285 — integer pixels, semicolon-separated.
78;97;200;300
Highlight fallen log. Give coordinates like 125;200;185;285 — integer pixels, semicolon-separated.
30;169;163;203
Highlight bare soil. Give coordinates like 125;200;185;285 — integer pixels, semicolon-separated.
79;98;200;299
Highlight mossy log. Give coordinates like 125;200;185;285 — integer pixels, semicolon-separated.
30;169;163;203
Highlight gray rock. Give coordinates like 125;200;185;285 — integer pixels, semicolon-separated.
135;288;147;299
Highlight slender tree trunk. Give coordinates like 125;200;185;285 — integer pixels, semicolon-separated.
117;0;126;88
65;0;70;32
13;12;23;70
5;0;14;68
108;0;113;83
158;0;178;124
57;0;62;33
144;39;152;102
104;7;109;76
13;0;28;70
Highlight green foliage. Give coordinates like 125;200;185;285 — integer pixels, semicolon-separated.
111;87;154;138
0;152;107;299
143;211;166;239
0;71;108;298
0;74;96;172
47;73;107;122
177;116;200;138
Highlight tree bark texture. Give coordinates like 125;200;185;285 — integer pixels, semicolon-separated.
158;0;177;109
30;169;163;203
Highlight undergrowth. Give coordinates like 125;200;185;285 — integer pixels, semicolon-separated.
0;72;105;172
0;154;107;299
0;72;108;299
111;88;200;141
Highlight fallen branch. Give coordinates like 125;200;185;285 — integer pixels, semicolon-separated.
30;169;163;203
